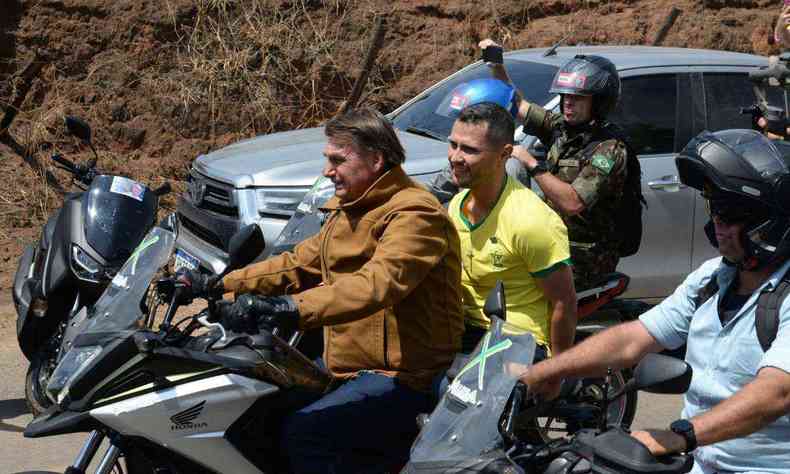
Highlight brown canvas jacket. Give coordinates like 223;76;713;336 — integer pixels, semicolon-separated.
222;166;464;391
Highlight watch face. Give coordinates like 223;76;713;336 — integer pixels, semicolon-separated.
670;419;696;452
671;419;692;433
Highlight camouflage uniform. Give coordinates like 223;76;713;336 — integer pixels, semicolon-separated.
522;103;628;290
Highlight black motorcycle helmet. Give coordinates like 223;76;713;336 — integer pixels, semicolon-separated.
549;54;621;120
676;129;790;270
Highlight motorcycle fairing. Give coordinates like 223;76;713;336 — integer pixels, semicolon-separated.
404;318;536;472
13;245;35;343
91;373;278;474
43;199;79;297
83;175;157;263
24;408;96;438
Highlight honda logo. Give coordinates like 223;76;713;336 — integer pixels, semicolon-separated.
170;400;208;431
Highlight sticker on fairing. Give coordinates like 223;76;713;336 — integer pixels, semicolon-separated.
110;176;146;202
591;154;615;175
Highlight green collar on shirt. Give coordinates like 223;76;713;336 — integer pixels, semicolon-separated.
458;176;509;231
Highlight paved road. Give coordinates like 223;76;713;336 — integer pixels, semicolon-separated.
0;302;684;473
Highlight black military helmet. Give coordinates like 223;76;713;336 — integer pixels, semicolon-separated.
549;55;621;120
676;129;790;270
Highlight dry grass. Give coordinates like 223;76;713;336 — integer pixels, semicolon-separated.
152;0;377;138
0;0;386;248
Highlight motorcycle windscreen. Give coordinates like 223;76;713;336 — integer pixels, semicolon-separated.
83;175;157;263
404;319;536;473
269;176;334;256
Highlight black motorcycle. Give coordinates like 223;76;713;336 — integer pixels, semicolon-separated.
403;284;694;474
12;116;171;415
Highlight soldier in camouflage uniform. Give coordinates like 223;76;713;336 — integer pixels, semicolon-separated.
483;39;630;290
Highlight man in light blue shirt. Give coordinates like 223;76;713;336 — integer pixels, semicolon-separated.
519;129;790;473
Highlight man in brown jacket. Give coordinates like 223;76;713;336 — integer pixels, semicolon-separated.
198;108;463;473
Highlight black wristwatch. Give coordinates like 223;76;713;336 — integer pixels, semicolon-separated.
526;159;550;178
669;419;697;453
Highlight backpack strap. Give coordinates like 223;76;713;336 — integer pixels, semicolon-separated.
755;272;790;352
693;273;720;312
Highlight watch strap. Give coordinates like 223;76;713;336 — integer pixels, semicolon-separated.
670;419;697;453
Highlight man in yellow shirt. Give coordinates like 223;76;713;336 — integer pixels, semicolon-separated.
447;102;577;357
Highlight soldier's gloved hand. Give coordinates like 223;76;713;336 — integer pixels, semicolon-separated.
175;269;219;301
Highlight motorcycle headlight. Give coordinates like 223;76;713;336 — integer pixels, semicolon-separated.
46;345;102;405
295;177;335;214
71;244;105;282
255;187;311;218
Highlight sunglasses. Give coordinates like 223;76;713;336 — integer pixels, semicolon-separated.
704;198;764;225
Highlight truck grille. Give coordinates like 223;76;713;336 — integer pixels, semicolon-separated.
186;172;237;217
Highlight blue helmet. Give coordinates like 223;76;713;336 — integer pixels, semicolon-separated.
436;78;519;119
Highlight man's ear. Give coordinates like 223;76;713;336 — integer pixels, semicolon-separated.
372;151;386;173
501;143;514;162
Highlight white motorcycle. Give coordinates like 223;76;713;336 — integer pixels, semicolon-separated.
24;221;332;474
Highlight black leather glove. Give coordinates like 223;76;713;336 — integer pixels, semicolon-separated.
255;295;300;334
219;294;300;334
175;269;221;300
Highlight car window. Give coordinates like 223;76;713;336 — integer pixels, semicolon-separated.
703;73;786;131
390;60;558;141
607;74;678;155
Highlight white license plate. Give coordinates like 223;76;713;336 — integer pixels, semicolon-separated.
174;249;200;272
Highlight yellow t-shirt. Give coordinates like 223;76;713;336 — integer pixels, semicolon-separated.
449;177;571;346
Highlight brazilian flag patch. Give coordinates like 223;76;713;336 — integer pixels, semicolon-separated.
591;154;614;175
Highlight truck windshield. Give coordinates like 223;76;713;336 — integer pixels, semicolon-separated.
391;60;558;140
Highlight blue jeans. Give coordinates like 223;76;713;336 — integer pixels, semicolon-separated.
281;371;433;474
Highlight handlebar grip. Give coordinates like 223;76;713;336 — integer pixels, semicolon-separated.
658;453;694;473
153;182;172;197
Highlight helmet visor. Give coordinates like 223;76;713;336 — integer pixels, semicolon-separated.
713;129;790;179
704;195;769;225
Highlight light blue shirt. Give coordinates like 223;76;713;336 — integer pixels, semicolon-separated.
640;257;790;473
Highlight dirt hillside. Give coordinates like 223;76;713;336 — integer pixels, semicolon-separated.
0;0;783;295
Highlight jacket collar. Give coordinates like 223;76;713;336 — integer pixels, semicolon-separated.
321;166;412;212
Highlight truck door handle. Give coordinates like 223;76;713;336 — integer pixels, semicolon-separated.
648;175;686;191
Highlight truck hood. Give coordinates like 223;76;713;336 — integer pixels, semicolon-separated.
193;127;449;188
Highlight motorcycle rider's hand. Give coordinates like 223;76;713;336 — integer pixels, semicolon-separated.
630;429;687;456
219;294;261;334
519;366;562;401
219;294;300;334
175;269;218;300
252;295;300;334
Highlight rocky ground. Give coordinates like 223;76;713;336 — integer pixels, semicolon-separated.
0;0;784;292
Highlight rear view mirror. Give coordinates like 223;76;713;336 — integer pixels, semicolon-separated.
483;280;507;321
64;116;92;144
225;224;265;276
633;353;692;394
